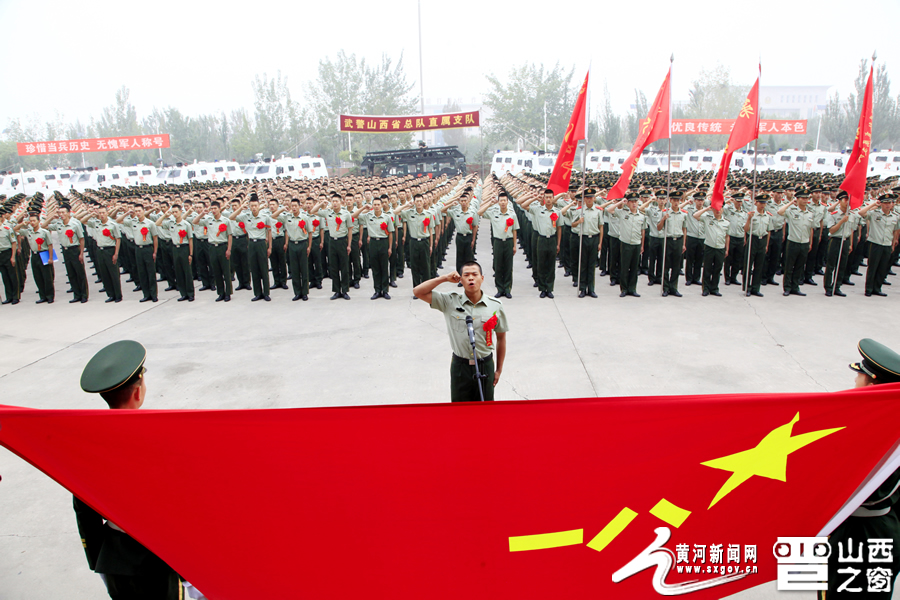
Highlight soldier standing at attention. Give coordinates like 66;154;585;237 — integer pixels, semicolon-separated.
46;204;89;303
520;189;561;299
477;191;519;299
414;261;508;403
359;197;394;300
823;191;859;298
858;194;900;297
231;194;272;302
156;205;194;302
200;201;233;302
777;192;815;297
607;193;646;298
567;189;603;298
0;208;19;304
693;203;730;297
14;213;54;304
119;206;158;303
659;191;688;297
743;195;771;298
84;206;122;303
403;193;434;297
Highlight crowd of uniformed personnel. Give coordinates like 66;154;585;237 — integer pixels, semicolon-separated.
0;168;898;306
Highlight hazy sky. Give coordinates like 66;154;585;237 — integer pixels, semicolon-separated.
1;0;898;132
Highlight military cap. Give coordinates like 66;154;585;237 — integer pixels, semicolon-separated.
731;192;745;199
850;339;900;384
668;190;683;199
755;193;770;202
583;188;597;197
80;340;147;394
879;193;897;202
624;192;640;200
795;191;810;199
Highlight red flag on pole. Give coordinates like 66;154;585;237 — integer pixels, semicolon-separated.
3;386;900;599
546;70;589;194
711;67;761;211
608;66;671;200
840;62;875;210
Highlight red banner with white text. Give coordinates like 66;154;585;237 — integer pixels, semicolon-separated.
2;385;900;599
672;120;806;135
339;111;479;133
17;134;171;156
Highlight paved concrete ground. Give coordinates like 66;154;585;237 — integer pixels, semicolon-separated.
2;229;895;599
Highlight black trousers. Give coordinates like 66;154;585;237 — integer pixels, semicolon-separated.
866;242;892;294
269;237;287;287
134;245;157;300
30;251;55;301
328;236;350;294
450;353;494;403
684;236;704;284
702;246;725;294
535;235;557;293
410;238;431;287
308;237;323;286
0;248;18;302
608;236;621;283
158;239;175;286
455;233;474;274
349;232;362;283
646;236;663;283
16;243;27;293
765;233;784;281
619;242;641;294
824;237;850;294
248;239;270;297
662;237;684;294
287;240;309;297
208;242;232;297
783;240;809;293
746;236;767;294
369;237;390;294
195;239;213;288
62;246;88;301
599;223;610;271
577;234;599;292
805;228;822;279
492;237;514;295
724;236;745;283
103;571;182;600
231;235;250;288
96;246;121;301
172;244;194;299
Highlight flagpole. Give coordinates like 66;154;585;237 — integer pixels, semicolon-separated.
745;61;761;296
576;140;587;293
661;54;673;297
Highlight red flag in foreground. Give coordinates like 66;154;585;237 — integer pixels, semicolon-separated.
546;70;589;194
840;62;875;209
608;67;672;200
711;68;761;211
2;386;900;599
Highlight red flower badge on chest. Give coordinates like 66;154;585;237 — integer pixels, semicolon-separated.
275;222;282;230
178;229;187;242
422;217;431;228
102;228;111;238
335;216;343;227
505;217;514;232
466;216;474;226
35;237;44;250
239;222;246;231
299;220;306;230
380;222;388;232
550;212;559;226
217;223;227;237
312;219;320;229
256;222;266;230
140;226;149;242
65;229;75;243
483;313;499;347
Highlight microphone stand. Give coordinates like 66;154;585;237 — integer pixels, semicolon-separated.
466;315;487;402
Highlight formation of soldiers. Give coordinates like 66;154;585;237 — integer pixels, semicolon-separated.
1;167;898;306
501;168;900;299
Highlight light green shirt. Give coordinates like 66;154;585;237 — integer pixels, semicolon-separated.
448;206;479;235
280;211;311;242
205;216;232;243
865;208;900;246
23;226;51;253
613;208;646;245
318;208;351;239
643;205;665;239
48;218;84;248
685;205;706;239
0;223;15;251
528;203;559;237
429;290;509;359
784;206;814;244
701;213;729;249
723;205;749;238
662;209;688;237
402;208;433;239
824;209;860;240
166;219;193;246
571;206;602;236
485;207;519;240
244;212;273;241
747;212;771;237
360;211;394;239
124;217;158;246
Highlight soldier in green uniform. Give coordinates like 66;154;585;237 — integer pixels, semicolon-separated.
858;194;900;297
153;201;176;292
414;261;508;403
521;190;561;298
659;191;687;297
45;204;89;303
119;206;159;302
723;193;748;286
76;340;185;600
14;213;55;303
607;193;646;298
442;191;480;276
231;194;272;302
84;206;122;303
359;197;394;299
693;203;729;297
823;192;859;297
279;198;311;301
267;198;288;291
227;197;251;291
764;190;787;285
684;192;706;287
346;194;363;289
477;191;519;298
804;190;827;284
156;205;194;302
820;338;900;599
777;192;815;296
641;193;665;286
318;194;364;300
403;193;433;297
0;208;18;304
743;195;771;297
568;190;602;298
201;201;233;302
305;197;325;290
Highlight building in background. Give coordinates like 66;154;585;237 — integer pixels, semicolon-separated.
759;86;833;119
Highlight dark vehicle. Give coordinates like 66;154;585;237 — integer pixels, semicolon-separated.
360;146;466;178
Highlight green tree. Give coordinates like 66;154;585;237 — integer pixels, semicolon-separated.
822;91;852;151
682;65;750;150
595;82;622;151
441;101;468;150
483;62;576;152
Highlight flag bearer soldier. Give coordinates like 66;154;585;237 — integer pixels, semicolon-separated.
280;198;312;301
202;201;233;302
76;340;185;600
823;191;859;298
723;193;748;286
83;206;122;303
521;189;561;298
858;193;900;297
659;191;688;297
684;192;706;286
777;192;815;297
45;204;88;303
0;208;19;304
821;338;900;599
744;194;771;298
359;197;394;300
607;193;646;298
693;203;729;297
119;206;158;302
477;191;519;298
156;205;194;302
640;192;665;286
14;213;54;303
